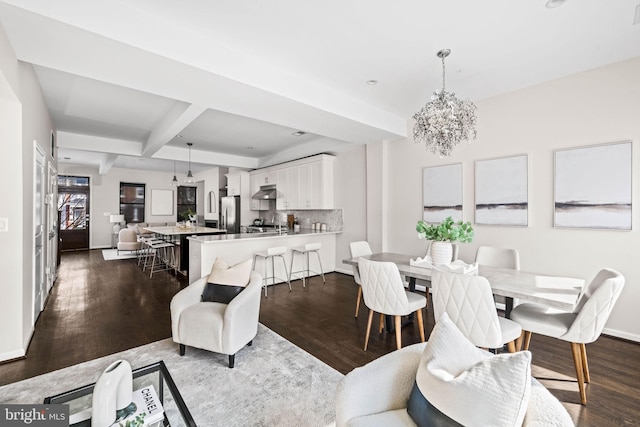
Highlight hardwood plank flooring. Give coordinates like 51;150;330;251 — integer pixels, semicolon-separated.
1;250;639;426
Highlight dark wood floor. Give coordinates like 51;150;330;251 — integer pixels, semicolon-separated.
1;250;639;426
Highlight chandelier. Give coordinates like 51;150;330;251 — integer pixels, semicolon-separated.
413;49;477;157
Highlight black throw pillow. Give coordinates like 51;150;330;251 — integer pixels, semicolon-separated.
407;381;462;427
201;282;244;304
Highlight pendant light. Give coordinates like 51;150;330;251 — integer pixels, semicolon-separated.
413;49;477;157
171;160;178;186
184;142;195;183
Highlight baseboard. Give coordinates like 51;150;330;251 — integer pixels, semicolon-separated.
603;327;640;343
334;267;353;276
0;348;26;363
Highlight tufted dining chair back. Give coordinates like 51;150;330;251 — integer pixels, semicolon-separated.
358;258;410;315
431;269;504;349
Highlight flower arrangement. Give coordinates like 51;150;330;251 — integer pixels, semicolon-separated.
416;216;474;243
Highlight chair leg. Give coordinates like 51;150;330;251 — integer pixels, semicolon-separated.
314;250;325;283
580;343;591;383
354;286;362;317
515;330;525;351
179;344;185;356
416;308;425;342
523;331;532;350
228;354;235;368
364;309;374;351
279;255;291;291
570;342;587;405
379;314;384;334
506;341;517;353
394;316;402;350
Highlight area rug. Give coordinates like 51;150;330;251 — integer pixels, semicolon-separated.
102;248;137;261
0;324;343;426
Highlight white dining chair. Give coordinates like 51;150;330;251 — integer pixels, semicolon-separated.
358;258;427;351
349;241;372;317
431;269;522;352
475;246;520;310
510;268;625;405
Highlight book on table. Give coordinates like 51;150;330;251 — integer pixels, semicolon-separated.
68;384;164;427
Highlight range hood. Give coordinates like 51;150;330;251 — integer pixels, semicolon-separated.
252;184;277;200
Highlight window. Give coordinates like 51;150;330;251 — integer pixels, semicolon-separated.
120;182;145;223
177;186;196;221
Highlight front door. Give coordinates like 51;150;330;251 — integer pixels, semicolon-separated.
58;176;90;251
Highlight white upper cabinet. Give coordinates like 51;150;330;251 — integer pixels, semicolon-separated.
276;167;299;210
226;172;242;196
250;154;334;210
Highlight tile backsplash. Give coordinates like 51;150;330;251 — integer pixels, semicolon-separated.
258;209;343;231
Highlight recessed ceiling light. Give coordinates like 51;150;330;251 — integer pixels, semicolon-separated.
366;80;378;85
246;146;255;150
63;157;70;160
176;134;183;138
545;0;568;8
292;131;306;136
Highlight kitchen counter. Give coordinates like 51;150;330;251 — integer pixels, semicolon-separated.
188;230;341;284
188;229;340;244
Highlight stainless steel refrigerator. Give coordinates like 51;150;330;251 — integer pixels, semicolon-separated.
220;195;241;234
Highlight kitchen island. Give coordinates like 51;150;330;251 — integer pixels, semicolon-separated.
188;230;341;285
144;225;226;273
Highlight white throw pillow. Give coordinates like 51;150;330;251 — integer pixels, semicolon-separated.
201;258;253;304
410;313;531;427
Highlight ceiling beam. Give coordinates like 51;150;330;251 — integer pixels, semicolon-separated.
99;153;118;175
142;102;207;158
57;131;143;156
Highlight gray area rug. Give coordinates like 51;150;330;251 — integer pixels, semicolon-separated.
102;249;137;261
0;324;343;426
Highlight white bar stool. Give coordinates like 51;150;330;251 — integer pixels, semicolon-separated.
253;246;291;297
289;242;325;287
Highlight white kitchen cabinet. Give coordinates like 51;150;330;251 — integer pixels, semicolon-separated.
250;154;334;210
297;156;334;209
226;172;242;196
276;167;299;210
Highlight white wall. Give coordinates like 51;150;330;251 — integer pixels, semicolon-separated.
0;21;55;361
380;57;640;341
334;145;368;274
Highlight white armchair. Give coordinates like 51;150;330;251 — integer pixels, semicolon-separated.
335;342;574;427
117;228;141;255
170;271;263;368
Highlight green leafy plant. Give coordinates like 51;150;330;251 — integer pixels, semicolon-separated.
181;208;196;221
416;216;474;243
119;413;145;427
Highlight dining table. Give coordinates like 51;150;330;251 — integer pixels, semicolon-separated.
342;252;585;321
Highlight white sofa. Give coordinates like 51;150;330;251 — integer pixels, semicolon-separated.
170;272;263;368
335;342;574;427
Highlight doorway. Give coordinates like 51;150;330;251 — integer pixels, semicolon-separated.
34;143;46;320
58;175;90;251
47;162;58;289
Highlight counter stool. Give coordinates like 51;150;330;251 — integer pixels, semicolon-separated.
253;246;291;297
148;241;176;278
289;243;325;287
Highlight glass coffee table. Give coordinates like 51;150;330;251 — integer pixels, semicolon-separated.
44;361;196;426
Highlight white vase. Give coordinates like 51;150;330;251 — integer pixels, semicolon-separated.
430;241;453;266
92;359;133;427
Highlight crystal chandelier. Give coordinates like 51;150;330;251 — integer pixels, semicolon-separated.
413;49;477;157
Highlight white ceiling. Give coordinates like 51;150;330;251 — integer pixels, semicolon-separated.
1;0;639;174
